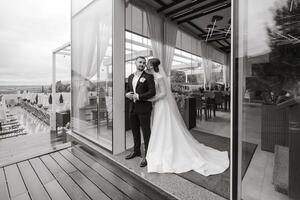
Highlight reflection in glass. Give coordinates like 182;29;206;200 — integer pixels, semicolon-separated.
71;0;113;150
238;0;300;199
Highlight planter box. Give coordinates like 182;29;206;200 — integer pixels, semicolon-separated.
288;104;300;199
261;104;288;152
177;97;196;129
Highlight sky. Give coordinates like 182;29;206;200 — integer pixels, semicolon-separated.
0;0;291;85
0;0;70;85
246;0;289;56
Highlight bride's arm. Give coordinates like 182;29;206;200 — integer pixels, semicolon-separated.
149;77;167;102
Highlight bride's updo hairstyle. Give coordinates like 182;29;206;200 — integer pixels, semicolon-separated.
148;58;161;72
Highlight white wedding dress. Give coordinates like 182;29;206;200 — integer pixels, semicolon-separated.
146;68;229;176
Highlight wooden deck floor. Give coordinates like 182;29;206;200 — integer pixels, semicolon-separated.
0;146;172;200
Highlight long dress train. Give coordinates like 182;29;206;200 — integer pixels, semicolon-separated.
146;73;229;176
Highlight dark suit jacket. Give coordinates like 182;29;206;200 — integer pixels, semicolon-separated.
126;71;156;113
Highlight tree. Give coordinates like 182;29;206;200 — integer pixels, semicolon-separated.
255;0;300;104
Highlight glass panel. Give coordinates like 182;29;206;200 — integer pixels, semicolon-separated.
237;0;300;199
124;30;152;150
72;0;94;16
71;0;112;150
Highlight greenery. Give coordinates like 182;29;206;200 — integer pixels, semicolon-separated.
253;0;300;104
171;70;186;83
48;80;70;93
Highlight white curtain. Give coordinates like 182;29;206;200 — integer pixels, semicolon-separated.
72;0;112;131
225;53;231;86
200;42;213;87
203;59;213;87
72;0;111;109
146;11;177;77
146;9;163;61
163;20;177;76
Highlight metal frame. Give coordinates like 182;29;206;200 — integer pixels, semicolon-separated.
149;0;231;53
231;0;241;199
51;42;71;133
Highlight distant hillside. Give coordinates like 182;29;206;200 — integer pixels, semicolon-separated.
0;85;49;94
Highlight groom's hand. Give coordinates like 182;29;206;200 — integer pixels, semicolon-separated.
132;93;139;102
126;92;134;100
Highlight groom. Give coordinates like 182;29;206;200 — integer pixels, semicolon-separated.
125;56;156;167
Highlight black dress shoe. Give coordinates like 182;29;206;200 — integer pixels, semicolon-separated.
125;151;141;160
140;158;147;167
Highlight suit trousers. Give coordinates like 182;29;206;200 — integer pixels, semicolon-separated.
129;111;152;156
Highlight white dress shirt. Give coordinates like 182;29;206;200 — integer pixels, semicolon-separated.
132;71;143;101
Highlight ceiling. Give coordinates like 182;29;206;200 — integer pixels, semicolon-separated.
141;0;231;53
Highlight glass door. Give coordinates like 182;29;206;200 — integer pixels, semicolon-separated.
234;0;300;199
71;0;113;151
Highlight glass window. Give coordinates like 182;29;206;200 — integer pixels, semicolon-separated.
171;48;204;92
71;0;113;150
235;0;300;199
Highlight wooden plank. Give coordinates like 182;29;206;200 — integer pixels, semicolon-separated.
165;0;208;17
50;152;110;200
178;2;231;24
60;150;132;200
172;0;226;20
74;147;171;200
50;152;77;173
29;158;55;184
152;0;167;7
40;155;91;200
44;180;71;200
12;192;31;200
30;157;70;200
0;168;10;200
0;142;71;168
157;0;186;13
4;164;28;199
17;161;50;200
69;148;151;200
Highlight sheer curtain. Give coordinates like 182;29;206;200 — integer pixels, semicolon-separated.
200;42;213;87
146;9;163;61
224;53;231;86
72;0;111;129
163;20;177;76
146;11;177;77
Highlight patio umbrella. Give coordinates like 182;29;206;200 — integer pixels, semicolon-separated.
59;93;64;104
48;94;52;105
35;94;38;104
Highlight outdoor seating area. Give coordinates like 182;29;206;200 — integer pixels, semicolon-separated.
192;90;230;121
0;116;27;139
0;95;27;139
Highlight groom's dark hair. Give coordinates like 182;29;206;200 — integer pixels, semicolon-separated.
135;56;146;61
148;58;160;72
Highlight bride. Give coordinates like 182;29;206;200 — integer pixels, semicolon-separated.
145;58;229;176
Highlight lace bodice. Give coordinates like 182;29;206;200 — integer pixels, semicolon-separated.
153;72;164;97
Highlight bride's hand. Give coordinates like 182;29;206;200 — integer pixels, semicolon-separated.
149;97;155;102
